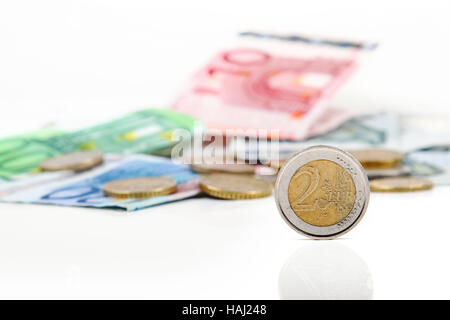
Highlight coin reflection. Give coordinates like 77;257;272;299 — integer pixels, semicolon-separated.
279;243;373;300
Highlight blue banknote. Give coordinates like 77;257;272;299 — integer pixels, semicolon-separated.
0;155;200;211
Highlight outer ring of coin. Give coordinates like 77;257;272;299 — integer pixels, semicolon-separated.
274;145;370;240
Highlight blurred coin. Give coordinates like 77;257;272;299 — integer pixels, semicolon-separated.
200;173;273;199
365;165;412;179
254;165;278;185
191;163;255;174
40;151;103;171
268;159;286;171
351;149;404;168
103;177;177;199
275;146;370;239
370;177;433;192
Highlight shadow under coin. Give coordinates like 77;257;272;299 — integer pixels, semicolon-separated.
279;242;373;300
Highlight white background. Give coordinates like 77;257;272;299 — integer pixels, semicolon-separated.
0;0;450;299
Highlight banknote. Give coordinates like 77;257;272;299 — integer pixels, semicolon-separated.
0;154;200;211
0;109;197;181
47;109;197;154
0;127;66;181
398;114;450;151
404;145;450;185
231;113;400;162
173;31;377;140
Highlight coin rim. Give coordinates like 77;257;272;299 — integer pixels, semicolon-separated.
102;177;178;199
40;151;103;171
200;173;273;199
275;145;370;239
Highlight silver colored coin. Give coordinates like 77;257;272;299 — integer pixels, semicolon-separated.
366;165;412;180
274;145;370;239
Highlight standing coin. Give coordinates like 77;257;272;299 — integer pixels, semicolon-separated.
103;177;177;199
351;149;404;168
275;146;370;239
200;173;273;199
40;151;103;171
191;163;256;174
370;177;433;192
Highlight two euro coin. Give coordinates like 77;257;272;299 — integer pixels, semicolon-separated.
275;146;370;239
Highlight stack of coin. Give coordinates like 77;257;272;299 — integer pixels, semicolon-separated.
351;148;433;192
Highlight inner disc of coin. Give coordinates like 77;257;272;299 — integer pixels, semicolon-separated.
288;159;356;227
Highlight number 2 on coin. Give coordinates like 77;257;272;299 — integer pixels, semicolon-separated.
291;166;320;212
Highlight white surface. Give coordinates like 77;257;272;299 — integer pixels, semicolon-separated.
0;0;450;299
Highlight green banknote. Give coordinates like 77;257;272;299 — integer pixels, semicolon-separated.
0;109;197;180
0;127;66;180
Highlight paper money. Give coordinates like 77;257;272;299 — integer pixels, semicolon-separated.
0;154;200;211
173;31;377;140
404;145;450;185
48;109;197;154
398;114;450;151
232;113;400;163
0;127;66;181
0;109;197;181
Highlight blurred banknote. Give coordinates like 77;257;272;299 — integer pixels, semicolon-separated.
397;114;450;185
405;145;450;185
232;113;400;162
0;109;197;181
399;114;450;151
173;31;377;140
0;127;66;181
0;154;200;211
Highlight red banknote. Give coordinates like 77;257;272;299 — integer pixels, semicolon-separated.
173;31;376;140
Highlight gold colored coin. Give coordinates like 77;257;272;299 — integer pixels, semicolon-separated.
40;151;103;171
351;149;404;168
288;160;357;227
200;173;273;199
191;163;255;174
102;177;177;199
370;177;433;192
